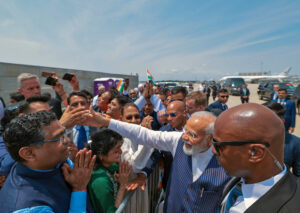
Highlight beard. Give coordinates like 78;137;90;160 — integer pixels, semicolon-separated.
182;138;209;156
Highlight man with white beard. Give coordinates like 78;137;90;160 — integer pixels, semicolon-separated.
85;111;230;213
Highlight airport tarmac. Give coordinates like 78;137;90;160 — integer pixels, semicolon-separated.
195;83;300;137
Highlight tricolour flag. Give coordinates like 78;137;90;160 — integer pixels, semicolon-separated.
116;79;125;92
146;69;156;86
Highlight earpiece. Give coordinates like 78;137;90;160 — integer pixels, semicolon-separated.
251;151;255;156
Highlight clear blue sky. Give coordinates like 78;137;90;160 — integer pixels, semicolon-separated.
0;0;299;81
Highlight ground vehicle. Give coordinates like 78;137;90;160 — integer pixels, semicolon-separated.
258;82;295;101
221;78;246;95
292;84;300;114
157;82;182;91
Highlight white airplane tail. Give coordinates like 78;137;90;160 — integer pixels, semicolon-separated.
279;67;291;76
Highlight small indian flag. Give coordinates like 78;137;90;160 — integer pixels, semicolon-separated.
116;79;125;92
147;69;156;86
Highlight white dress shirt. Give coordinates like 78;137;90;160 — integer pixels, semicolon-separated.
109;119;214;182
121;138;154;173
229;166;287;212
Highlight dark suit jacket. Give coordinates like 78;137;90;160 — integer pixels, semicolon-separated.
284;131;300;177
220;172;300;213
240;88;250;99
283;99;296;129
206;100;227;112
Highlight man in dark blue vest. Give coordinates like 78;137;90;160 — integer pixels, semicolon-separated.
0;111;95;213
86;110;230;212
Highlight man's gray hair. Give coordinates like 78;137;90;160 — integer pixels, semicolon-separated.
191;111;216;135
17;73;39;88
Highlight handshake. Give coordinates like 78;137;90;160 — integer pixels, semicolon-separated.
59;106;110;129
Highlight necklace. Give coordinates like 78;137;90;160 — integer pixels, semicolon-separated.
106;170;118;200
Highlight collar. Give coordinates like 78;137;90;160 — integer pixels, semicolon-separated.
240;165;287;209
193;145;213;158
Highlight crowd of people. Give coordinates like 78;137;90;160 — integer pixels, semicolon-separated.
0;72;299;213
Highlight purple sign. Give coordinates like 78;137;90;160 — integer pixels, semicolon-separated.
93;78;124;96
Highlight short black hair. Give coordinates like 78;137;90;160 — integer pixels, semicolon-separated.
218;89;228;94
263;102;286;118
81;89;93;98
171;86;188;97
89;129;123;170
27;94;50;104
122;102;139;115
67;91;88;105
3;111;57;162
9;92;25;102
114;95;131;108
278;88;287;93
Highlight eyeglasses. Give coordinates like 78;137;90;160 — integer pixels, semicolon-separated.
164;112;177;117
183;128;200;139
31;134;67;145
211;138;270;153
220;96;229;98
125;114;140;120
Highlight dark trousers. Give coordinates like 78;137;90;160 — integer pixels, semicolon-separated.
241;98;249;104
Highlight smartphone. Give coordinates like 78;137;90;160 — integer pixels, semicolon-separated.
62;73;74;81
41;72;54;78
45;76;57;86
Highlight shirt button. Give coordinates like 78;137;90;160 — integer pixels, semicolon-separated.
185;195;188;200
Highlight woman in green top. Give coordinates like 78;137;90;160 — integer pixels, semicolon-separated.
88;129;132;213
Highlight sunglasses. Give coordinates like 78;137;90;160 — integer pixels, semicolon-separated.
164;112;177;117
220;96;229;98
125;114;140;120
211;138;270;153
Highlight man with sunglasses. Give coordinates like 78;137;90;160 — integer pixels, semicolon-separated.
84;110;230;213
214;103;300;212
0;111;96;213
206;88;229;113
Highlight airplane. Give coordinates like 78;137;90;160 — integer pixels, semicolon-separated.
219;67;292;83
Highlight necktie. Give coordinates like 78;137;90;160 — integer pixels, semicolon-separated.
220;182;243;213
77;126;87;150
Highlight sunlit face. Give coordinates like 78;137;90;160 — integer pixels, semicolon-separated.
97;91;111;112
129;90;137;100
185;99;204;115
278;90;288;99
218;92;229;104
32;120;69;170
69;95;88;111
18;78;41;99
273;85;280;92
122;106;141;124
107;98;122;119
181;118;211;155
157;94;167;107
166;104;186;130
142;100;154;116
100;141;123;166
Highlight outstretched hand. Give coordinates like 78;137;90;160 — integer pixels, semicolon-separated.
126;173;146;191
80;106;110;128
62;148;96;191
59;106;90;129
